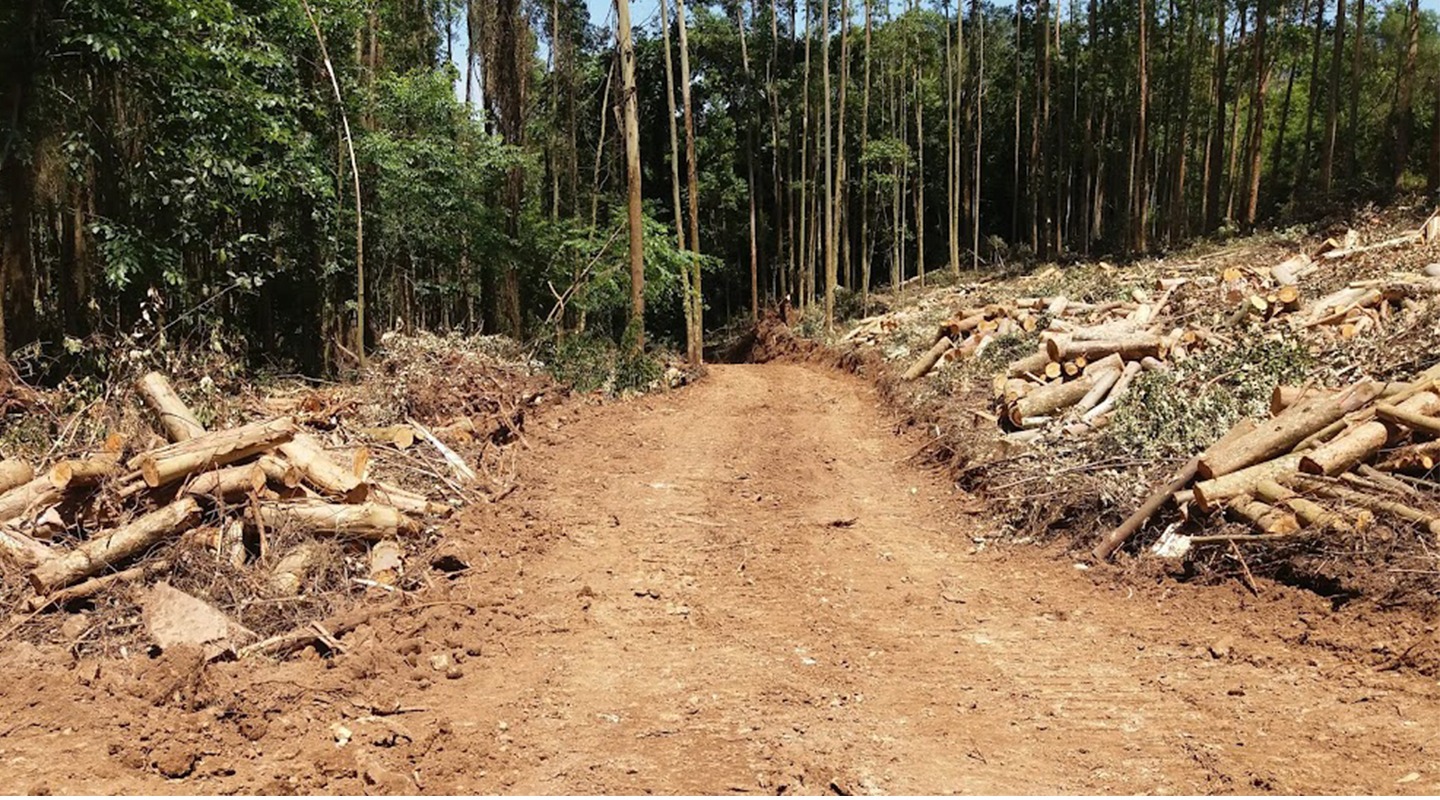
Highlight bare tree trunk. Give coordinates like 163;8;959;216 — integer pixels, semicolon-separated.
1205;0;1229;232
616;0;644;352
1243;0;1268;228
677;0;703;364
659;0;696;354
822;0;836;329
973;0;984;270
1431;77;1440;194
1390;0;1419;192
1319;0;1345;190
836;0;851;294
1296;0;1327;190
736;2;759;321
1346;0;1365;181
1132;0;1150;250
860;0;873;312
798;0;812;312
301;0;365;368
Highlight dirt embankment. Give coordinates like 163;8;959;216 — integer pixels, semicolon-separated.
2;363;1440;794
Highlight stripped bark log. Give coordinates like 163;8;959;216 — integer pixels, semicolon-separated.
28;498;202;593
137;372;206;442
252;501;418;541
1045;332;1164;362
1299;391;1440;476
1005;349;1053;379
23;559;172;613
278;433;369;501
0;460;34;494
1197;380;1384;479
0;476;64;525
357;425;416;450
48;456;121;488
369;539;403;585
1083;361;1144;423
1072;355;1126;414
182;463;267;502
1193;453;1306;512
132;417;297;487
0;525;55;568
904;336;954;380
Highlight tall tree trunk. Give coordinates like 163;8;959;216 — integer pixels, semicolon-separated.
798;0;812;311
1296;0;1326;190
677;0;703;364
822;0;835;329
617;0;644;352
736;2;759;321
1205;0;1229;232
1132;0;1150;251
302;0;366;367
860;0;874;312
1319;0;1345;190
1269;0;1302;194
1346;0;1364;181
1243;0;1268;227
1390;0;1419;192
836;0;851;294
1431;78;1440;194
973;0;984;270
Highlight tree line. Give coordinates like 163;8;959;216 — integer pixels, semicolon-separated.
2;0;1438;371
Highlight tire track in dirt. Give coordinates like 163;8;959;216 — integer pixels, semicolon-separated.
3;362;1440;793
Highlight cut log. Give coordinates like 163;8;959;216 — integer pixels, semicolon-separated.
1073;355;1125;414
252;501;419;541
132;417;298;487
1299;391;1440;476
1046;332;1164;363
1270;253;1314;285
1196;380;1384;479
1091;457;1201;561
278;433;369;501
0;476;64;525
23;559;171;613
357;425;416;450
1289;477;1440;536
370;481;451;518
1253;479;1349;530
137;371;206;442
1227;494;1302;536
1005;349;1053;379
1377;440;1440;472
1374;402;1440;438
1422;208;1440;243
904;336;954;380
1193;453;1305;512
255;454;302;488
0;460;34;494
369;539;403;586
182;463;267;501
268;542;322;597
1319;232;1422;260
28;498;202;593
48;456;121;488
1009;370;1109;426
1083;360;1144;422
0;525;55;569
1270;385;1334;416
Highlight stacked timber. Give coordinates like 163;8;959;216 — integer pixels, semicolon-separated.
0;371;456;612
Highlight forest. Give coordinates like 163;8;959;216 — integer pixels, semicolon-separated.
2;0;1439;373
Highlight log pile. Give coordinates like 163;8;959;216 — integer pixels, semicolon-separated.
1;372;456;615
1094;363;1440;559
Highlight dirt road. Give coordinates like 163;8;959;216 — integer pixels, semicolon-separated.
3;363;1440;793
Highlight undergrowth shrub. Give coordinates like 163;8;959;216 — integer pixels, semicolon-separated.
1104;334;1315;459
545;332;663;395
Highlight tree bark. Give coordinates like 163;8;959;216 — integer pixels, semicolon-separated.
616;0;645;353
253;500;419;541
137;372;206;442
1197;379;1382;479
29;498;202;593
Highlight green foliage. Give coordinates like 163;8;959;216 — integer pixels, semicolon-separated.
544;331;663;396
1105;335;1316;459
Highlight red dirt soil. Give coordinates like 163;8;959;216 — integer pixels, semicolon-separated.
3;363;1440;794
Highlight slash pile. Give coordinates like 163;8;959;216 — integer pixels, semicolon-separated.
0;367;514;652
